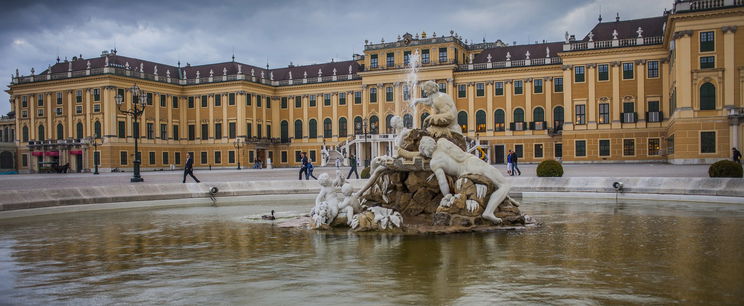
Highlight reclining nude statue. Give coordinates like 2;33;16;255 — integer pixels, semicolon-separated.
412;80;460;137
419;136;509;224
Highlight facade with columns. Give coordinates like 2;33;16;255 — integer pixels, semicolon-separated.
6;1;744;173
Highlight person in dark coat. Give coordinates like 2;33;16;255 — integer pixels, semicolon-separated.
183;153;200;183
299;152;308;180
305;159;318;180
509;151;521;176
733;147;742;164
346;154;359;179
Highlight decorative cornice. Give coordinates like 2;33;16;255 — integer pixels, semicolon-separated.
610;61;621;67
672;30;693;39
561;65;572;71
721;26;737;34
635;59;646;65
586;63;597;68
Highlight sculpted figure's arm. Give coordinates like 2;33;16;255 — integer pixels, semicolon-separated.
412;96;432;107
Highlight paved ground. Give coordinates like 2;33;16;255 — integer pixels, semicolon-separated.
0;163;709;191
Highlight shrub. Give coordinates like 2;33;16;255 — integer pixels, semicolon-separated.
708;160;743;178
536;159;563;177
361;166;371;179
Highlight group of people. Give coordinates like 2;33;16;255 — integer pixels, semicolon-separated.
506;150;521;176
298;152;318;180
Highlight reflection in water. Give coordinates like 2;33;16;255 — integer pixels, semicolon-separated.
1;199;743;304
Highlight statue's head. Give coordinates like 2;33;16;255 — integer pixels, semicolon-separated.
390;115;403;129
341;183;353;196
419;136;436;157
318;173;332;186
422;80;438;95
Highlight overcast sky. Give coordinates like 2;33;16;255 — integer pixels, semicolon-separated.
1;0;671;114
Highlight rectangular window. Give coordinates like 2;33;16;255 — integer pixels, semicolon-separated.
246;94;252;106
215;123;222;139
648;138;660;156
534;79;543;94
200;151;208;164
458;85;466;98
175;152;181;165
494;82;504;95
534;144;543;158
22;96;27;107
149;152;157;165
160;124;167;140
56;92;62;104
281;151;288;163
257;95;262;107
266;97;271;108
623;139;635;156
700;131;716;153
118;121;126;138
281;97;287;108
93;89;100;101
515;145;523;158
247;123;252;138
228;151;235;164
385;87;394;101
623;62;634;79
404;51;411;66
173;125;179;140
339;92;346;105
623;102;636;123
295;96;301;108
386;52;394;67
144;93;152;105
38;94;44;106
75;106;83;114
309;95;316;107
266;124;271;138
310;150;316;162
160;95;166;107
229;122;236;138
700;31;714;52
76;90;82;103
354;92;361;104
55;107;63;116
249;151;255;163
647;61;659;78
700;56;715;69
439;47;448;63
188;125;195;140
185;96;193;108
370;54;378;68
574;66;585;82
575;104;585;125
421;49;430;64
229;93;235;105
93;104;101;112
324;93;332;106
599;139;610;156
514;81;523;95
37;109;44;117
599;103;610;124
201;95;208;107
146;123;154;139
554;77;563;92
201;124;208;140
369;88;377;103
476;83;485;96
438;83;446;93
214;95;221;106
598;64;609;81
555;143;563;158
163;152;169;165
120;151;128;165
575;140;586;157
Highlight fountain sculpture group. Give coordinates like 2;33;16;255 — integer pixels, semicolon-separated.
308;80;533;233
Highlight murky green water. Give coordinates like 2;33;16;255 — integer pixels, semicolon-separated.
1;198;743;305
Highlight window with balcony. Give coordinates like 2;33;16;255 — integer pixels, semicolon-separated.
647;101;661;122
622;102;637;123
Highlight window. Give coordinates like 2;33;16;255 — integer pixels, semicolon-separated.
338;118;347;137
56;92;62;104
146;123;154;139
173;125;179;140
22;96;28;107
458;85;466;98
515;145;523;158
574;66;585;82
118;121;126;138
214;151;222;164
700;56;715;69
386;87;393;101
281;151;287;163
475;110;486;132
76;105;82;114
599;139;610;156
56;123;64;139
575;140;586;157
534;144;544;158
623;102;636;123
309;119;317;138
228;151;235;164
599;103;610;124
598;64;609;81
534;79;543;94
575;104;586;125
247;123;252;138
514;80;523;95
623;62;634;79
93;104;101;112
38;125;45;140
310;150;316;162
455;111;468;133
533;107;545;122
228;93;235;105
55;108;63;116
21;110;28;118
304;95;312;107
369;88;377;102
201;95;208;107
438;83;446;93
94;121;101;138
200;152;208;164
700;31;714;52
75;122;83;139
188;96;194;108
149;152;156;165
163;152;170;165
324;94;331;106
421;49;430;64
476;83;485;96
37;94;44;106
37;109;44;117
93;89;100;101
323;118;332;138
339;93;346;105
22;126;29;142
266;96;271;108
175;152;181;165
215;123;222;139
160;95;166;107
623;139;635;156
648;138;660;156
354;92;361;104
555;143;563;158
160;124;167;140
369;116;379;134
280;121;289;142
201;124;208;140
120;151;128;165
229;122;236;138
647;61;659;78
386;53;394;67
494;109;505;131
214;95;221;106
294;120;303;139
188;125;195;140
700;132;716;153
145;93;152;105
648;101;661;122
699;82;717;111
439;47;448;63
370;54;378;68
76;90;82;103
404;51;411;66
494;82;504;95
513;108;524;122
291;96;299;108
554;77;563;92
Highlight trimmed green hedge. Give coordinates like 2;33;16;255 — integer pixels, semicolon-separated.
361;167;371;179
708;160;743;178
536;159;564;177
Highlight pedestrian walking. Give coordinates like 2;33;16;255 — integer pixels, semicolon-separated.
183;153;200;183
306;159;318;180
335;157;341;168
511;150;522;176
346;154;359;179
299;152;308;180
733;147;742;164
506;150;513;176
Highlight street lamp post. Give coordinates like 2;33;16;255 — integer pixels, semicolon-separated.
85;136;100;175
234;137;244;170
115;84;148;183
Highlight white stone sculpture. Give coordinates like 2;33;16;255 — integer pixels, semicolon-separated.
270;71;274;80
390;115;410;158
506;52;511;61
166;69;171;77
348;65;352;74
333;169;346;188
304;71;307;78
154;65;158;75
318;68;322;77
86;61;91;69
125;62;130;69
237;64;242;74
260;70;264;79
321;147;330;167
612;29;619;40
546;47;550;58
196;71;200;78
139;63;144;72
486;53;492;63
310;173;359;228
223;67;227;75
251;68;255;76
637;27;643;38
332;68;337;76
468;53;473;64
525;51;530;60
412;80;460;137
209;69;214;77
351;206;402;230
588;32;594;42
288;71;292;80
418;136;510;224
105;56;109;66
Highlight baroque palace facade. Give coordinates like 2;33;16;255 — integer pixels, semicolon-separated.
6;0;744;173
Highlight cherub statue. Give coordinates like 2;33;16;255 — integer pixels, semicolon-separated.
418;136;510;224
412;80;460;137
310;173;342;227
338;183;361;225
333;169;346;188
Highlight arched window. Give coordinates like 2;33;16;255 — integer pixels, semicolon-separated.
22;126;29;142
76;122;84;139
513;109;524;122
369;116;379;134
94;121;101;138
700;82;716;110
338;117;347;137
458;111;468;133
38;125;45;140
533;107;545;122
308;119;317;138
403;114;413;129
354;116;363;135
280;120;289;142
475;110;486;132
323;118;332;138
385;114;394;134
554;106;564;130
56;123;64;140
494;109;505;131
294;120;303;139
421;112;430;126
